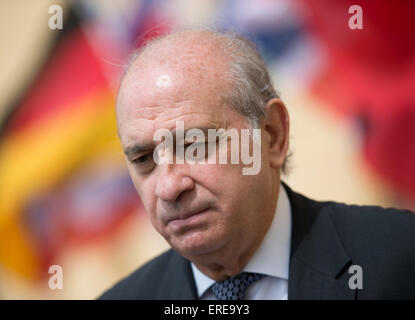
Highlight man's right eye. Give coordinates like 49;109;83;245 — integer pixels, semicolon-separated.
132;154;156;173
133;153;154;165
134;154;151;164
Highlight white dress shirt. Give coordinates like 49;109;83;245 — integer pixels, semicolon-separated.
191;184;292;300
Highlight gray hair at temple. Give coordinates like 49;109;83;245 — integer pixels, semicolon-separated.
119;28;290;174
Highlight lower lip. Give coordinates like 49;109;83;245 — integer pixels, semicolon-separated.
167;208;210;231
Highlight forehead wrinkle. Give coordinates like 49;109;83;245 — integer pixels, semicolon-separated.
131;98;237;136
122;111;218;145
133;100;193;123
133;107;164;121
153;114;218;131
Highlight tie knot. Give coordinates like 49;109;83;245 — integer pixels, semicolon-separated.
211;272;264;300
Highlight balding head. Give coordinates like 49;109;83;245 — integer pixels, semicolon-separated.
118;29;279;130
130;30;231;70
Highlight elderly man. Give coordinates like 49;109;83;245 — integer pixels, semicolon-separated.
100;30;415;300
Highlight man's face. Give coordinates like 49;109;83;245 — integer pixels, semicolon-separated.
117;57;276;261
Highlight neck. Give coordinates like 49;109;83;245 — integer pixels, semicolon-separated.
191;234;263;281
191;194;278;281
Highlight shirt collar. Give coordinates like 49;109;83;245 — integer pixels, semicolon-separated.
191;184;292;297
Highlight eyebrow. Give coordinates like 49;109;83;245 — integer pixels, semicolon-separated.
123;126;220;159
124;142;156;159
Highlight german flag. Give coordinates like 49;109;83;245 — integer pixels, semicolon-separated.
0;8;141;280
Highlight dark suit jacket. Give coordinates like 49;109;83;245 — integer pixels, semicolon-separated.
99;183;415;299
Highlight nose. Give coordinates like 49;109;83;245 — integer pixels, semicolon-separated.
154;163;195;202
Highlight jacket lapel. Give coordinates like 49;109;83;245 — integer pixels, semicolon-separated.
284;183;355;299
155;250;198;299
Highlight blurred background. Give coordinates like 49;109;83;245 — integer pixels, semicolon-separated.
0;0;414;299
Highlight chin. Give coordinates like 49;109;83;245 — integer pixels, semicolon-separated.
170;230;225;258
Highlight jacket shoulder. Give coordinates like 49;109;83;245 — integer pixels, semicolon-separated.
326;200;415;240
98;249;176;300
326;201;415;278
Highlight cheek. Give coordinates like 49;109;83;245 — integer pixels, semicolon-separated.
191;163;250;209
190;164;231;195
127;167;143;199
127;167;158;215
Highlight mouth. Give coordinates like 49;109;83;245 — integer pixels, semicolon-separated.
166;207;211;230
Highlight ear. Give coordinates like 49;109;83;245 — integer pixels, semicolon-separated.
263;98;290;170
